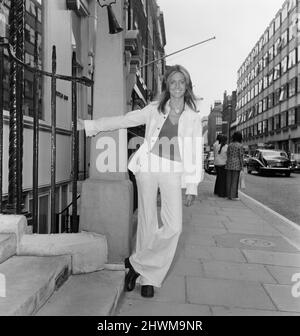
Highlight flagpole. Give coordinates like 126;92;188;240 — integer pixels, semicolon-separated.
140;36;216;69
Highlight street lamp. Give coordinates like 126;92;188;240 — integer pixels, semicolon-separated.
97;0;123;34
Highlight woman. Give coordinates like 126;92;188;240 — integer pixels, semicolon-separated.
225;131;244;200
213;134;228;197
78;65;203;298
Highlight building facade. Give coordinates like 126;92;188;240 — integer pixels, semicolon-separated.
207;101;223;148
222;90;237;142
0;0;166;233
236;0;300;155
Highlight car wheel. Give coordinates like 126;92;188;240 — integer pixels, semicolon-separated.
285;172;291;177
257;166;262;175
247;168;252;174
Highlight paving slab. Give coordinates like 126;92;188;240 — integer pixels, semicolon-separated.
263;284;300;312
186;277;276;310
123;276;186;304
243;250;300;267
181;232;217;247
202;260;277;283
184;245;246;263
266;266;300;285
189;217;227;229
214;233;298;253
212;306;300;316
223;223;282;236
167;257;204;277
193;227;228;235
116;299;211;316
36;270;125;316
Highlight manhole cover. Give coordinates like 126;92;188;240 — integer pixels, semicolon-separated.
240;238;275;248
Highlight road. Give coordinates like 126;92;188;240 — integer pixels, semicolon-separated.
205;171;300;225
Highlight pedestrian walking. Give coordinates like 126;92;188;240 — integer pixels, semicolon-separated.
213;134;228;197
225;131;244;200
78;65;204;298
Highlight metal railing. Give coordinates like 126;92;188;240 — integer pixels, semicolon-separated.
56;195;81;233
0;2;93;233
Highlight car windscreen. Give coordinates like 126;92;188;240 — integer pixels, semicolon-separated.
262;151;287;159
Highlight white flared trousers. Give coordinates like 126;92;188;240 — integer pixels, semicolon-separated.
129;155;183;287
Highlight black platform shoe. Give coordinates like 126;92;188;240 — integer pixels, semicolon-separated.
124;258;140;291
141;285;154;298
124;257;131;269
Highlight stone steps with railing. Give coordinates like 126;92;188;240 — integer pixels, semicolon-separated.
0;214;125;316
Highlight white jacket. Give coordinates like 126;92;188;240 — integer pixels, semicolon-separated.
84;100;204;195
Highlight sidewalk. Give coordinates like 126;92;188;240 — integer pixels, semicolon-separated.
116;174;300;316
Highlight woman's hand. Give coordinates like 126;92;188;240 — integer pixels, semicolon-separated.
184;194;195;207
77;118;85;131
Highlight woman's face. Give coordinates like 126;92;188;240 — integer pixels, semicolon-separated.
168;72;186;99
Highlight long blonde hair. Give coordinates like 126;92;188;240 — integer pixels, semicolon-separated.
158;65;197;114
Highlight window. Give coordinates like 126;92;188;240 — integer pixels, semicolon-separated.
281;56;288;74
257;122;263;135
258;101;263;114
274;14;281;31
269;46;274;61
258;79;263;93
282;3;288;21
269;117;274;131
263;120;268;133
274;63;281;80
289;22;296;41
253;124;257;136
263;76;268;89
263;31;269;45
2;0;43;117
274;38;282;56
268;70;274;85
251;87;255;100
263;97;268;111
288;49;297;69
263;52;269;68
248;108;253;119
288;0;297;12
248;126;252;137
269;22;275;38
288;77;297;97
282;30;289;49
254;84;259;96
281;111;287;128
279;84;288;102
268;93;274;108
288;109;296;125
216;116;222;125
274;87;281;105
275;115;281;129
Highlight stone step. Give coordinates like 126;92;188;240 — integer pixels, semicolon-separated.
0;234;16;264
36;269;125;316
0;255;71;316
19;231;108;274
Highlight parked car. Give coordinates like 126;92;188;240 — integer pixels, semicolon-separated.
291;153;300;173
243;154;250;166
247;149;292;177
204;151;216;174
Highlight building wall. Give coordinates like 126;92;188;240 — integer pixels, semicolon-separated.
236;0;300;155
1;0;94;232
208;101;223;147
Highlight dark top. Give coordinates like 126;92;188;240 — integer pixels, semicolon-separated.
151;115;181;162
225;142;244;171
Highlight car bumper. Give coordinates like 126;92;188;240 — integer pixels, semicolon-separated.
260;167;291;173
